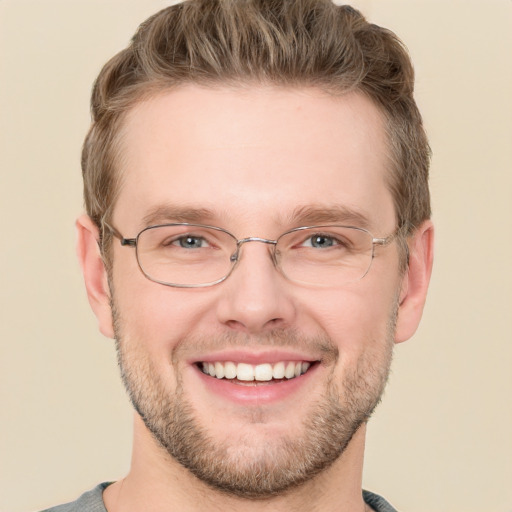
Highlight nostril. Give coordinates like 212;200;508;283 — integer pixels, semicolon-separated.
224;317;285;333
225;319;247;332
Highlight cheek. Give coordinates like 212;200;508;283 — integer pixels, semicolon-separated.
299;280;398;356
111;259;219;356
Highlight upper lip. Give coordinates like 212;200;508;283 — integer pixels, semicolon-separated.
189;349;320;365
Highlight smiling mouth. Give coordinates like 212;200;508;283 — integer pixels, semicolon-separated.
197;360;316;383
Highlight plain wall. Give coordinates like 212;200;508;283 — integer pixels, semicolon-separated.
1;1;511;511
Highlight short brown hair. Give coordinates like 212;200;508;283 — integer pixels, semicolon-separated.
82;0;430;254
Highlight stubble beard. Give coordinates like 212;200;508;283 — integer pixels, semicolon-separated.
112;300;396;499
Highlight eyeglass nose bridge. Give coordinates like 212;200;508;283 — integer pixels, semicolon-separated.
229;236;278;264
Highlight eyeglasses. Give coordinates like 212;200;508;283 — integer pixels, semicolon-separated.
104;222;397;288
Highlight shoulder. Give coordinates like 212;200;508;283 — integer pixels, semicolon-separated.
38;483;111;512
363;489;399;512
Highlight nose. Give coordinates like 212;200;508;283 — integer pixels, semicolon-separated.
215;240;297;334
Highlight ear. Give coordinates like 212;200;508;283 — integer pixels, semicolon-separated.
394;220;434;343
76;215;115;339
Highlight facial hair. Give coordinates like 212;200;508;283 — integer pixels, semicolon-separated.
112;300;396;499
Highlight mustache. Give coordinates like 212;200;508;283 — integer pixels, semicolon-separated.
171;328;339;365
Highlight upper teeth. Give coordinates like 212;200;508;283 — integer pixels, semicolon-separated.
201;361;311;381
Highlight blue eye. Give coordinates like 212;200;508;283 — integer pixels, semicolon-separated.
311;235;334;248
303;234;339;249
174;236;208;249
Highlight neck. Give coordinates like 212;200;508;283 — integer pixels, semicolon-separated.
104;414;369;512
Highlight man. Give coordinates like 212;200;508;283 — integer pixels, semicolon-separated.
46;0;433;510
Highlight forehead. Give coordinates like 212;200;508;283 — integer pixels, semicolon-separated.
114;85;395;234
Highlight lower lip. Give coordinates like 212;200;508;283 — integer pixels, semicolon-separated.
193;364;318;405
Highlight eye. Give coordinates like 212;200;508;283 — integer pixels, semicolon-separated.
164;235;210;249
302;234;342;249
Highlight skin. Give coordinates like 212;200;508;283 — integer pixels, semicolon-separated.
77;85;434;512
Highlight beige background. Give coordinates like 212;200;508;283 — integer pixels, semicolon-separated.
1;1;511;511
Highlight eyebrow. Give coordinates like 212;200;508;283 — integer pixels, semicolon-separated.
140;203;372;231
287;204;372;229
141;205;216;227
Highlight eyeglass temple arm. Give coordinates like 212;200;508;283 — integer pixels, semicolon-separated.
372;235;393;246
373;226;410;267
373;223;408;247
102;222;136;247
372;231;397;246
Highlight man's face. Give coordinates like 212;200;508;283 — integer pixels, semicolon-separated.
107;86;402;496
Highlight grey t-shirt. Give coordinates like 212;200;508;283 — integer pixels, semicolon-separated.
40;483;399;511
